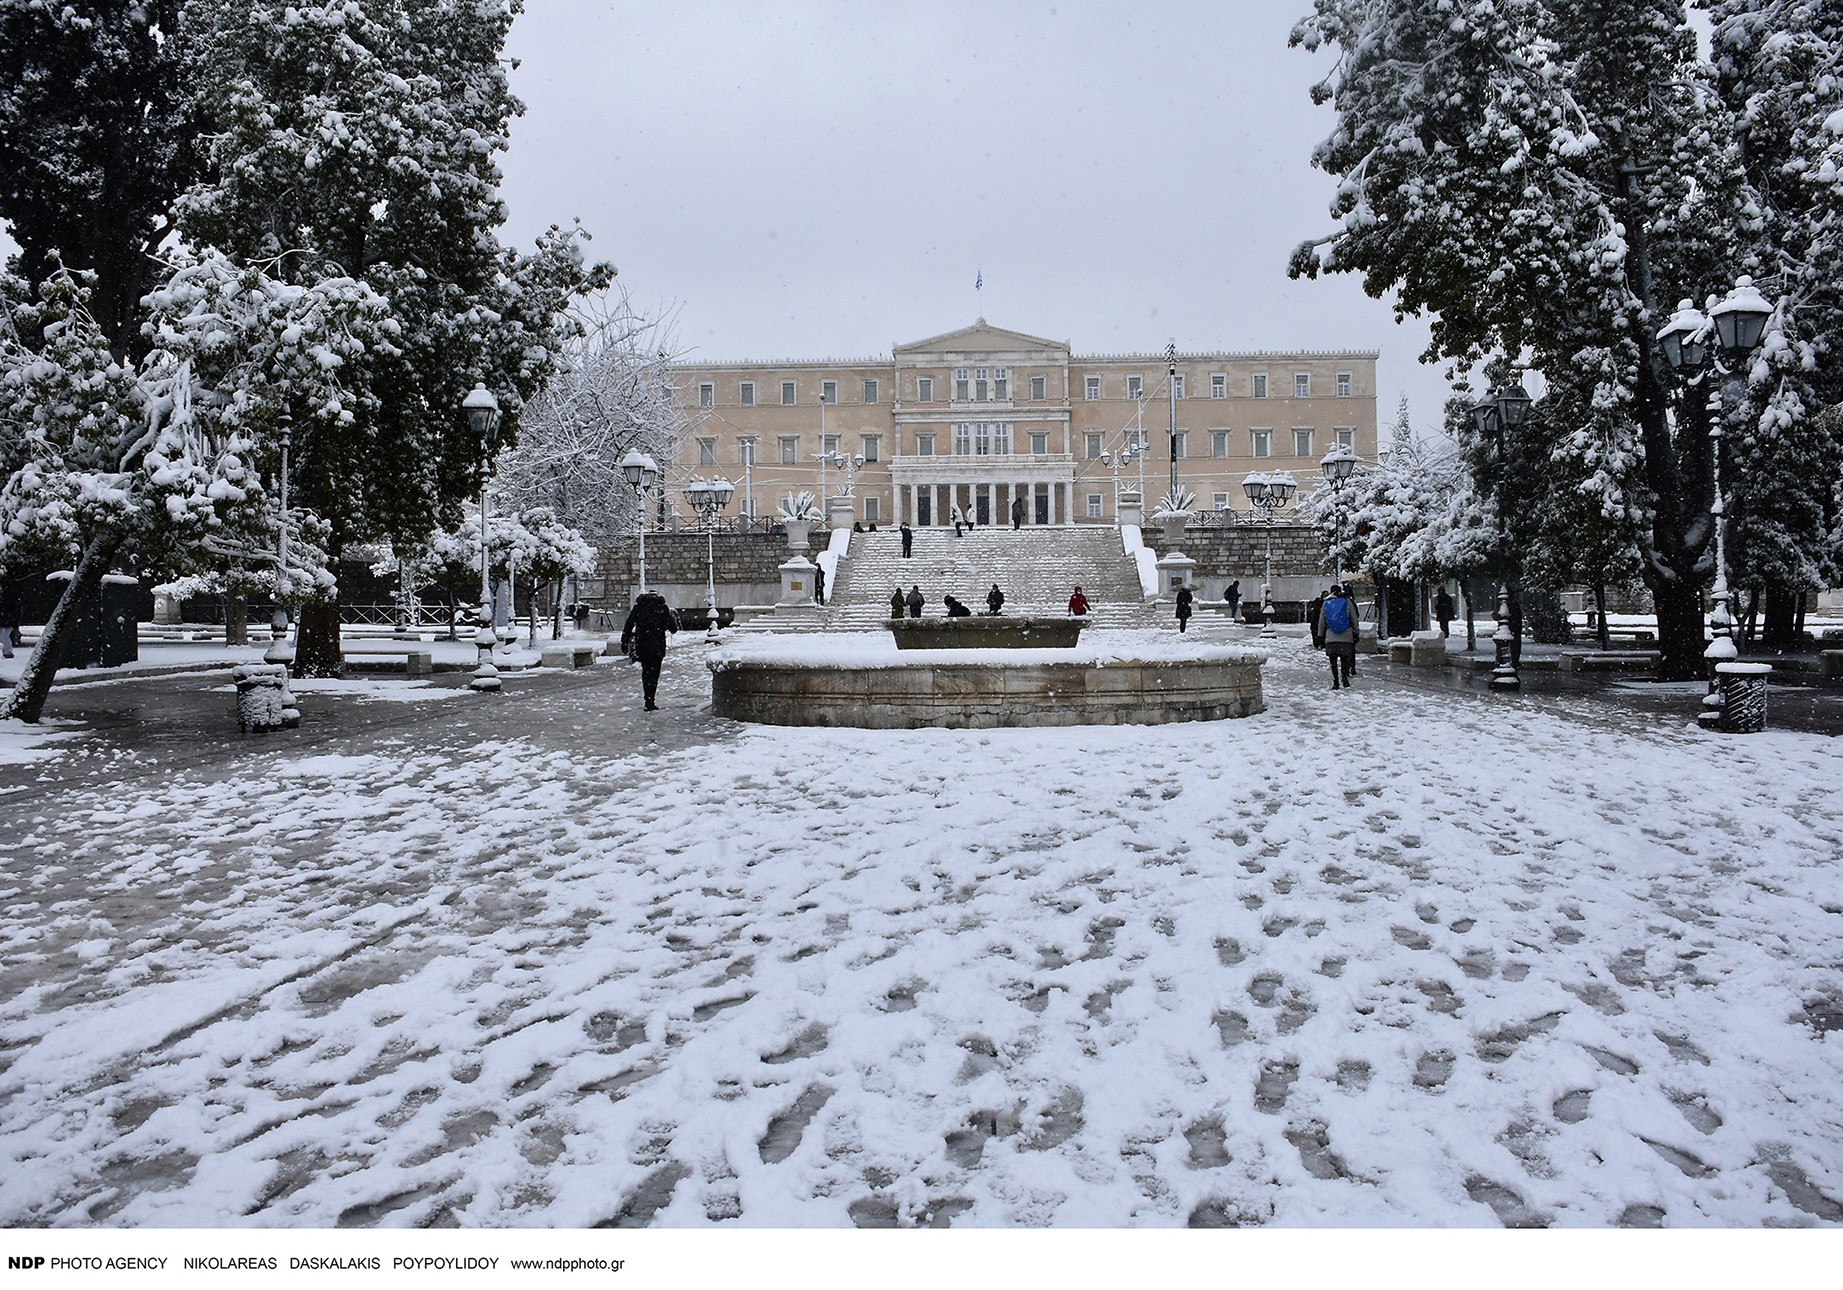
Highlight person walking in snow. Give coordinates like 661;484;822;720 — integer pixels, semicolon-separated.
1307;589;1327;649
1316;583;1360;690
1225;580;1242;623
620;590;679;711
813;563;826;606
900;522;913;557
986;584;1005;615
1175;585;1193;633
1068;586;1090;617
906;585;924;618
1434;586;1455;638
1011;496;1025;530
890;587;907;619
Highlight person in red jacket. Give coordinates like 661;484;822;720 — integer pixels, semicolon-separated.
1068;586;1090;616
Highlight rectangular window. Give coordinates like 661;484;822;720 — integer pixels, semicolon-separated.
1172;431;1187;459
1294;429;1313;458
1031;375;1046;401
994;374;1008;401
822;434;839;456
781;380;796;405
1252;373;1268;399
1085;375;1101;401
863;378;878;404
1213;492;1229;511
865;496;881;523
975;368;988;401
738;438;756;466
1127;375;1144;400
779;436;798;464
697;437;717;466
1336;427;1355;450
1336;372;1351;397
993;422;1012;455
1029;432;1049;455
918;376;934;402
916;433;935;456
1087;493;1103;519
1295;373;1310;398
954;423;972;455
1253;430;1271;458
861;434;879;463
1211;430;1229;458
1211;373;1226;399
956;372;970;401
1085;432;1104;459
698;382;714;408
1173;374;1186;400
821;380;837;404
740;381;755;407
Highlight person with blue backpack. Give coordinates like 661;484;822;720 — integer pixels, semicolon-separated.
1316;583;1360;689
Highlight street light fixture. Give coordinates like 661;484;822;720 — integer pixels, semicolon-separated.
1319;444;1359;584
1655;275;1775;728
682;476;735;641
1241;470;1297;638
462;383;503;693
1469;383;1533;692
619;447;660;596
1100;440;1142;525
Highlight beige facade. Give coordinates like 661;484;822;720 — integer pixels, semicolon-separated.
671;321;1378;528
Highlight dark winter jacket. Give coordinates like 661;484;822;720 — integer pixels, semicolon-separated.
890;589;907;618
906;587;924;617
620;593;679;658
986;585;1004;614
1175;587;1193;620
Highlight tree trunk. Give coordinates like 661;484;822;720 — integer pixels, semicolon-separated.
224;596;248;646
294;600;345;677
1653;583;1708;681
1462;581;1476;651
1594;580;1610;652
1;534;118;723
1742;587;1761;648
1762;581;1799;650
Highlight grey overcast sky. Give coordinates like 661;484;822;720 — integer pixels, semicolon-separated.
498;0;1455;440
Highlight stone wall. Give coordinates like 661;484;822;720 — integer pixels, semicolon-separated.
1141;523;1335;604
589;532;795;610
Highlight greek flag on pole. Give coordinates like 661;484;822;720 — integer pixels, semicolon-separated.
975;270;982;291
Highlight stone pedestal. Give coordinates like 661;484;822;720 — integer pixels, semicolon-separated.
233;664;299;732
1117;491;1145;527
1713;662;1771;733
827;496;855;530
1155;550;1197;598
153;592;182;626
779;555;816;604
1409;630;1445;667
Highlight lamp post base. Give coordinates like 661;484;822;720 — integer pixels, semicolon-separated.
470;624;501;692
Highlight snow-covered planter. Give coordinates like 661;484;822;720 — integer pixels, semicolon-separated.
778;492;822;548
1151;487;1196;540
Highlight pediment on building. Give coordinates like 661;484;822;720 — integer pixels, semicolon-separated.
894;320;1070;359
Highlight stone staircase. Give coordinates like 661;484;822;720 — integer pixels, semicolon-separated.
822;526;1160;631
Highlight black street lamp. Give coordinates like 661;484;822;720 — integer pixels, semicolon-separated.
1319;444;1358;584
462;383;503;693
682;476;736;641
619;448;660;596
1241;470;1297;638
1469;383;1531;692
1655;276;1774;728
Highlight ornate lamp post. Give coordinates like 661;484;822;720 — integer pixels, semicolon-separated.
462;383;503;692
1320;444;1358;584
1469;383;1533;692
1241;470;1297;638
619;448;660;596
265;414;295;666
1166;340;1181;499
1099;442;1141;524
682;476;735;641
1655;276;1774;728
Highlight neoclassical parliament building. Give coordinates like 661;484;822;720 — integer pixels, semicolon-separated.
671;321;1378;528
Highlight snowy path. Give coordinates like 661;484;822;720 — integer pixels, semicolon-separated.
2;640;1840;1227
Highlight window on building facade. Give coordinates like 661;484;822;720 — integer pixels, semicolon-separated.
863;379;878;404
1336;372;1351;397
739;438;756;467
740;381;755;407
822;434;839;456
954;423;972;455
1252;373;1268;398
861;434;879;462
1213;492;1229;511
1087;494;1103;519
782;381;796;405
994;370;1009;400
1127;375;1144;400
1336;427;1355;450
975;369;989;401
698;382;713;408
1085;432;1104;459
697;437;716;466
1029;432;1049;455
1085;375;1101;401
1294;429;1313;458
1211;430;1228;458
820;380;836;405
955;369;970;401
917;433;935;456
918;376;933;402
1173;374;1186;399
779;436;798;464
1172;431;1187;459
1031;375;1046;401
1127;428;1147;453
1295;373;1310;398
1211;373;1226;399
1252;429;1271;458
865;496;881;523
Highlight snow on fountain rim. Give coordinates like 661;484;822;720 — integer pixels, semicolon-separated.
707;628;1268;671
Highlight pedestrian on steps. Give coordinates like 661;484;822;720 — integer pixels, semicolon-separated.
1316;583;1359;690
1011;496;1025;530
1226;579;1242;623
945;595;972;618
906;585;924;618
900;522;913;557
813;563;826;606
890;587;906;619
951;504;965;537
1175;586;1193;633
986;584;1005;615
1068;586;1090;617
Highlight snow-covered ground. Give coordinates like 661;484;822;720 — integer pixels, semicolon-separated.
1;637;1839;1228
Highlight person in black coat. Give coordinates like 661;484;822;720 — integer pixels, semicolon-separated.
813;563;826;605
986;584;1004;615
1225;580;1242;623
1175;586;1193;632
945;595;972;617
906;585;924;618
890;587;906;619
900;523;913;557
1434;586;1455;637
620;591;679;711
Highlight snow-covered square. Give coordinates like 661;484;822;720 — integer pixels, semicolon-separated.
3;637;1839;1228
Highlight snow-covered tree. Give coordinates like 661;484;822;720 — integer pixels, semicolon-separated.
1290;0;1841;679
174;0;613;674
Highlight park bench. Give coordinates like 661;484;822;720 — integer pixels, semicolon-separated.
539;643;600;669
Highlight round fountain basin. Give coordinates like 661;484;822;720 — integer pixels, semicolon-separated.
889;616;1085;649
